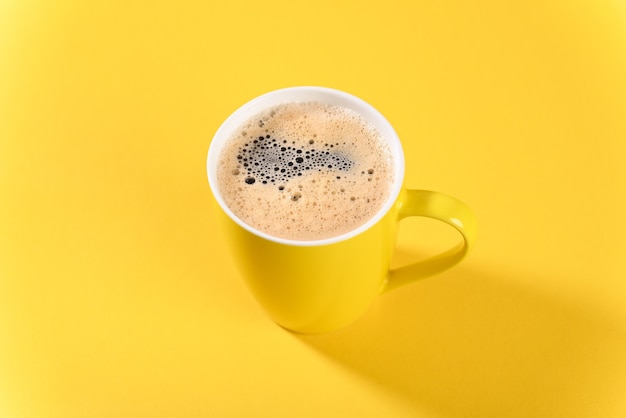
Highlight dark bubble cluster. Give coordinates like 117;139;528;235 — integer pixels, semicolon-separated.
234;134;354;187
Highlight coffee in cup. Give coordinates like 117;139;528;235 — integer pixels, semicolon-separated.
207;86;476;333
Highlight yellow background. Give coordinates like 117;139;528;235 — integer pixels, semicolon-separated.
1;0;625;417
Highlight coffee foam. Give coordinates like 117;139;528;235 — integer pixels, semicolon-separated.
216;102;394;241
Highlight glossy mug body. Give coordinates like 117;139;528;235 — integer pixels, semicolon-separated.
207;87;476;334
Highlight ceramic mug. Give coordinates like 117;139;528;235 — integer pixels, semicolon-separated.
207;86;477;334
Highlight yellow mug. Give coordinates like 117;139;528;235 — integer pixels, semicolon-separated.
207;86;477;334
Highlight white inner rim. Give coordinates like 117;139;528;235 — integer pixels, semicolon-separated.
207;86;405;247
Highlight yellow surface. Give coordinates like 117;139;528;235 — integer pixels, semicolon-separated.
1;0;625;416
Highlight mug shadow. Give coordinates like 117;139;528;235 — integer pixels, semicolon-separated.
294;250;626;418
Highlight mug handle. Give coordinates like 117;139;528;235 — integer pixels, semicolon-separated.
382;189;477;293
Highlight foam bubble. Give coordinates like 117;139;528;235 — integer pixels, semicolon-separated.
232;133;354;187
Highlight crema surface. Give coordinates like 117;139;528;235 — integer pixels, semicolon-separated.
216;102;394;241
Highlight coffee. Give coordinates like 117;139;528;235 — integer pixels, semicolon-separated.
216;101;394;241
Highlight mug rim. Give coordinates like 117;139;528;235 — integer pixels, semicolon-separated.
207;86;405;247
